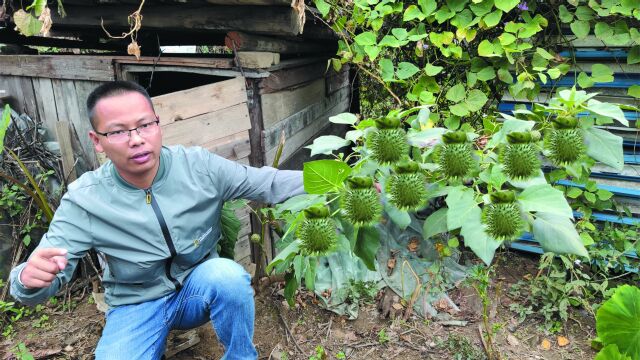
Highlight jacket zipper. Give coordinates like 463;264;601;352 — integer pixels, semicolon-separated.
146;188;182;291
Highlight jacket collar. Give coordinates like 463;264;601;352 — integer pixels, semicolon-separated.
110;146;171;191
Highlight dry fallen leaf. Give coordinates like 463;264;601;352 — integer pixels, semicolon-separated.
407;237;419;252
38;6;52;36
540;338;551;350
387;257;396;272
557;336;570;347
127;40;141;60
392;302;403;310
506;334;520;346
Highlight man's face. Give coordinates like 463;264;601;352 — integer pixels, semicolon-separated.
89;91;162;187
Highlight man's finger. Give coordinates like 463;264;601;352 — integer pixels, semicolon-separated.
36;248;68;259
50;256;68;271
29;255;61;274
26;267;58;283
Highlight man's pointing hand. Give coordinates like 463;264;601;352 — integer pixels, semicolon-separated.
20;248;68;289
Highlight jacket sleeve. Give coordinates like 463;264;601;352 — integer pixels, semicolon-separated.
10;192;93;306
203;150;305;203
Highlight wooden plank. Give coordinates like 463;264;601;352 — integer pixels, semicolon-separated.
17;77;38;119
553;35;634;48
225;31;329;54
52;4;304;36
246;79;265;167
264;89;350;165
236;52;280;69
152;77;248;126
32;78;59;140
259;61;327;94
0;55;115;81
263;86;350;151
260;78;325;128
203;131;251;161
73;80;104;169
120;65;268;79
113;56;234;68
326;67;350;95
161;103;251;147
55;121;78;183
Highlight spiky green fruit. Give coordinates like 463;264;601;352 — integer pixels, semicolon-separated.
298;217;338;254
304;204;331;219
437;143;474;179
368;128;408;164
442;131;468;144
342;187;382;226
482;202;524;240
552;116;578;129
501;143;541;179
347;176;374;189
489;190;516;204
546;128;585;165
387;172;427;210
506;131;541;144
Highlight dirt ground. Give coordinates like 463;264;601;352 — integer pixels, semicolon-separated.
1;251;597;359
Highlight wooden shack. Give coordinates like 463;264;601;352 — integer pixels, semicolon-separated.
0;1;353;269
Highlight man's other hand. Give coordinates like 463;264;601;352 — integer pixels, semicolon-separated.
20;248;68;288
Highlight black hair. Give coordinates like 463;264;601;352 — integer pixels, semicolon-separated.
86;81;153;129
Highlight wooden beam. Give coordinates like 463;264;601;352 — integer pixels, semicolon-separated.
259;61;328;93
260;77;325;128
0;28;124;51
225;31;332;54
0;55;115;81
236;52;280;68
51;4;305;37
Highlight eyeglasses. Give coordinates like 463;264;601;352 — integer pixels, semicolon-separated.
95;118;160;144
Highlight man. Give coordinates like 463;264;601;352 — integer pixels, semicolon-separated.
9;81;304;359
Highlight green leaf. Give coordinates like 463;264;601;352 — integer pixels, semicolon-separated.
629;46;640;65
578;72;595;88
536;47;554;60
423;207;448;239
26;0;47;16
628;85;640;98
597;189;613;200
407;127;447;147
580;232;595;246
570;20;591;38
275;194;325;215
518;184;574;218
419;0;437;16
305;135;351;156
13;10;43;37
313;0;331;17
445;186;478;230
487;119;535;147
483;9;503;28
304;257;317;291
498;32;516;46
22;234;31;247
446;83;466;102
218;202;243;259
354;31;377;46
497;68;513;83
379;35;401;48
450;103;470;116
284;272;298;306
494;0;519;12
435;6;456;24
384;201;411;230
584;191;597;203
424;63;443;76
0;104;11;155
354;225;380;271
460;204;501;265
595;345;632;360
478;40;496;57
444;116;460;129
575;5;595;20
470;0;494;16
404;5;426;21
465;89;488;111
591;64;614;83
397;62;420;79
559;5;573;23
566;187;583;199
584;127;625;171
595;22;613;39
392;28;408;41
447;0;467;12
364;45;381;61
477;66;496;81
379;58;394;81
303;160;352;194
585;100;629;126
532;212;589;258
266;239;301;273
596;285;640;359
329;112;358;125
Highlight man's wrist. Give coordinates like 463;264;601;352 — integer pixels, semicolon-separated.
16;267;32;289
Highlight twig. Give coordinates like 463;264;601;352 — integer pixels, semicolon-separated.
478;324;491;359
325;316;332;342
275;303;303;354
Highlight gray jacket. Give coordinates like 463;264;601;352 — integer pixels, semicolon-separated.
10;145;303;307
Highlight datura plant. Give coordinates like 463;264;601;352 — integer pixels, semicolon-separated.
268;88;629;293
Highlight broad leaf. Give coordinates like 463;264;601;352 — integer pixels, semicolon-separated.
591;64;614;83
303;160;351;194
494;0;519;12
570;20;590;38
218;201;243;259
354;32;377;46
596;285;640;359
465;90;488;111
379;58;394;81
329;112;358;125
305;135;350;156
446;84;466;102
384;201;411;230
532;212;589;258
266;239;301;273
629;46;640;65
13;10;43;37
483;10;502;28
407;127;446;147
403;5;426;21
460;204;501;265
595;345;631;360
0;104;11;155
628;85;640;99
585;100;628;126
424;63;443;76
423;207;448;239
518;184;574;218
313;0;330;17
583;127;625;171
445;186;477;230
304;257;317;291
354;225;380;271
275;194;325;215
397;62;420;79
284;272;297;306
487;119;535;147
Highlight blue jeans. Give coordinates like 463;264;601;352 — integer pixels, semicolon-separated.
94;258;258;360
